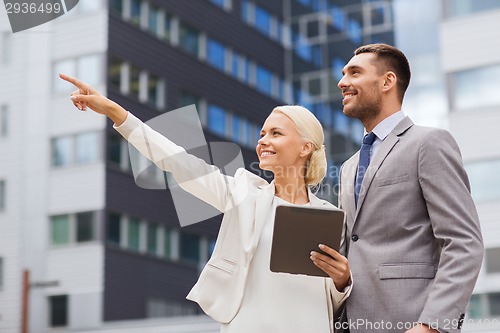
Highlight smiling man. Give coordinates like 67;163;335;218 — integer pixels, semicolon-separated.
335;44;484;333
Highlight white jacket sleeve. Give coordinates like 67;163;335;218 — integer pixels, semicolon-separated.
114;112;237;213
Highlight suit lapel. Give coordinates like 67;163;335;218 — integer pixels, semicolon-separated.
342;155;359;228
354;117;414;222
252;181;275;249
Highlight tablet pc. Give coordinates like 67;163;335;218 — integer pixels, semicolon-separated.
270;205;345;277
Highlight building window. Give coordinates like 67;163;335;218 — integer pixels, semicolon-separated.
51;132;100;167
51;215;70;245
53;59;76;92
107;213;122;245
210;0;231;11
465;159;500;202
348;19;362;44
53;55;102;93
50;212;96;246
179;23;200;56
77;0;101;13
0;180;6;212
128;217;141;252
180;232;200;263
130;0;142;26
164;228;172;259
147;4;160;35
78;55;101;87
485;247;500;274
147;73;164;109
0;33;11;64
207;104;227;137
76;132;99;164
446;0;500;17
108;57;123;90
490;293;500;316
255;5;271;36
207;38;226;71
0;257;3;290
0;104;8;137
329;5;345;31
178;90;200;109
147;298;197;318
452;64;500;110
49;295;68;327
294;30;312;63
107;134;130;171
110;0;123;16
147;224;158;255
256;65;272;95
129;65;141;99
76;212;94;242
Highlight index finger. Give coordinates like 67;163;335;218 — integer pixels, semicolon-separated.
318;244;344;261
59;73;86;89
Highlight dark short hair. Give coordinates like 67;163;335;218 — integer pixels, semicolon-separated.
354;43;411;102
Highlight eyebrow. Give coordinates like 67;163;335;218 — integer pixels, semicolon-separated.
342;65;363;75
260;126;285;134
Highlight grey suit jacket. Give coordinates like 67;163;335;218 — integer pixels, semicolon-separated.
338;117;483;333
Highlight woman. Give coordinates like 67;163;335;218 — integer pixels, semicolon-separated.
60;73;351;333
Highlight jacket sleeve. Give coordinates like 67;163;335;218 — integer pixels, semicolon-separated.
114;112;238;213
417;129;484;332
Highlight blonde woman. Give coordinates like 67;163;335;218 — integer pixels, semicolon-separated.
60;74;352;333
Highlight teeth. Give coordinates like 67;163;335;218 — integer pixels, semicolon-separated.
261;151;275;157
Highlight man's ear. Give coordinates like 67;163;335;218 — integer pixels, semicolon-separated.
382;71;397;92
300;142;314;158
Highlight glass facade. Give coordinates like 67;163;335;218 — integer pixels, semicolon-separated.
207;104;227;137
128;218;141;251
52;133;99;167
207;39;226;71
51;215;70;245
446;0;500;17
465;159;500;202
179;23;200;56
180;233;200;262
452;64;500;110
107;213;121;245
485;247;500;274
49;295;68;327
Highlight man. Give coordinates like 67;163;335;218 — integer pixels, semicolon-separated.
336;44;483;333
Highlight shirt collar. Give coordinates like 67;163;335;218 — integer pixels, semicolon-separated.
369;111;406;141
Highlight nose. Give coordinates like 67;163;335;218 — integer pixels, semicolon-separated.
257;134;269;146
338;74;348;90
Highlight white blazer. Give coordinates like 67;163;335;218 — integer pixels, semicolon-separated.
115;112;351;325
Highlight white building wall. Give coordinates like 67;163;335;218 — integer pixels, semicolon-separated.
440;7;500;333
0;3;108;333
0;8;34;333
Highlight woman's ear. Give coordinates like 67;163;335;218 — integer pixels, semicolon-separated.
300;142;314;158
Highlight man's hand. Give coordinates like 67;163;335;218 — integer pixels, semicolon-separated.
310;244;350;291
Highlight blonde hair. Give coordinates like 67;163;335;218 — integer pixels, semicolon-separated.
271;105;327;187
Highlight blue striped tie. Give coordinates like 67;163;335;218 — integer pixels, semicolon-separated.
355;132;376;207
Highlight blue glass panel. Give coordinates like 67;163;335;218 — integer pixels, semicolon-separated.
256;66;272;95
255;5;271;36
210;0;225;8
207;39;226;71
348;19;362;44
332;57;345;81
208;104;227;137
